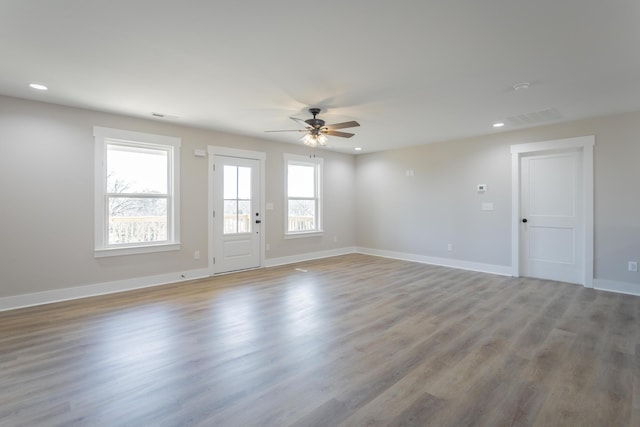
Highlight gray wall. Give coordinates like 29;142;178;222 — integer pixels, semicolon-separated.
0;96;356;298
356;111;640;286
2;93;639;302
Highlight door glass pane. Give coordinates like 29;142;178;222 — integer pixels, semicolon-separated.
224;165;238;199
238;201;251;233
288;164;314;198
238;167;251;199
288;200;316;231
223;200;237;234
223;164;253;234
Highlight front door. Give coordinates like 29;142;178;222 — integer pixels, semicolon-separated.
213;155;261;274
520;149;583;284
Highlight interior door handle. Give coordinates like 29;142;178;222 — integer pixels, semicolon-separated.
522;218;528;223
255;220;261;224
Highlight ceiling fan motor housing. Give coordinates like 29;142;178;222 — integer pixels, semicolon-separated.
305;108;325;129
305;118;325;128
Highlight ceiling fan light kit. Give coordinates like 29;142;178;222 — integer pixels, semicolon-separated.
266;107;360;148
303;132;328;147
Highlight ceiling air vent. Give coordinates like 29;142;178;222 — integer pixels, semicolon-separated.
151;112;179;120
506;108;563;127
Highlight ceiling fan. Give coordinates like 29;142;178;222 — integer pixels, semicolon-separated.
266;108;360;147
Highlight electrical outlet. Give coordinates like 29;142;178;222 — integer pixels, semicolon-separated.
447;243;453;252
194;250;200;260
629;261;638;272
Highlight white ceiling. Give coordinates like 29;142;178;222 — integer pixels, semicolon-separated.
1;1;639;153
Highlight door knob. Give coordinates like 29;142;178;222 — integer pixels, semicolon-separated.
255;220;261;224
522;218;528;223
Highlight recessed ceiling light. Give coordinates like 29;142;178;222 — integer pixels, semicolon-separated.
493;122;505;128
29;83;48;91
513;82;530;91
354;147;362;151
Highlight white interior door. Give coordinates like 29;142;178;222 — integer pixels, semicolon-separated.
520;150;583;284
213;155;261;274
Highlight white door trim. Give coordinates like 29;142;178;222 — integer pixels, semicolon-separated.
207;145;266;275
510;136;594;287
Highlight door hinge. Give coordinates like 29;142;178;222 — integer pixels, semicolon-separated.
213;257;216;264
212;163;215;171
213;210;216;218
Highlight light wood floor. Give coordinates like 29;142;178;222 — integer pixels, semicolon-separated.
1;254;638;426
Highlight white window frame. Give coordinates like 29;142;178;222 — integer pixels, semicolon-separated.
284;153;323;238
94;126;181;257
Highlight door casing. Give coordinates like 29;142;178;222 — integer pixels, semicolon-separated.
510;136;594;287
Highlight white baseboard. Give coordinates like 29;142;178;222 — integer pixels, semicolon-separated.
0;268;210;312
265;247;357;268
593;278;640;296
1;247;355;312
356;247;513;276
3;250;633;313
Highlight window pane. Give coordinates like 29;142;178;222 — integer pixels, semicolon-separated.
288;164;314;198
224;166;237;199
107;144;168;194
288;199;316;232
238;201;251;233
108;197;167;244
238;167;251;200
223;200;237;234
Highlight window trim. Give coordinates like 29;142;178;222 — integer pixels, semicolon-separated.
284;153;323;237
94;126;181;257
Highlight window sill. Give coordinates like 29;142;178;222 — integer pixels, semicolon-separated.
284;231;324;240
94;243;181;258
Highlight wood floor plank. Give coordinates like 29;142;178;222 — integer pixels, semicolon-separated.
0;253;638;426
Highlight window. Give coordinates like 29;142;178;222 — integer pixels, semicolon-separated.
284;153;323;236
94;127;181;257
223;164;252;234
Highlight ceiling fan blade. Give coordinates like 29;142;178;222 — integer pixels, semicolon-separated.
324;130;355;138
290;117;312;128
325;120;360;130
264;129;307;133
